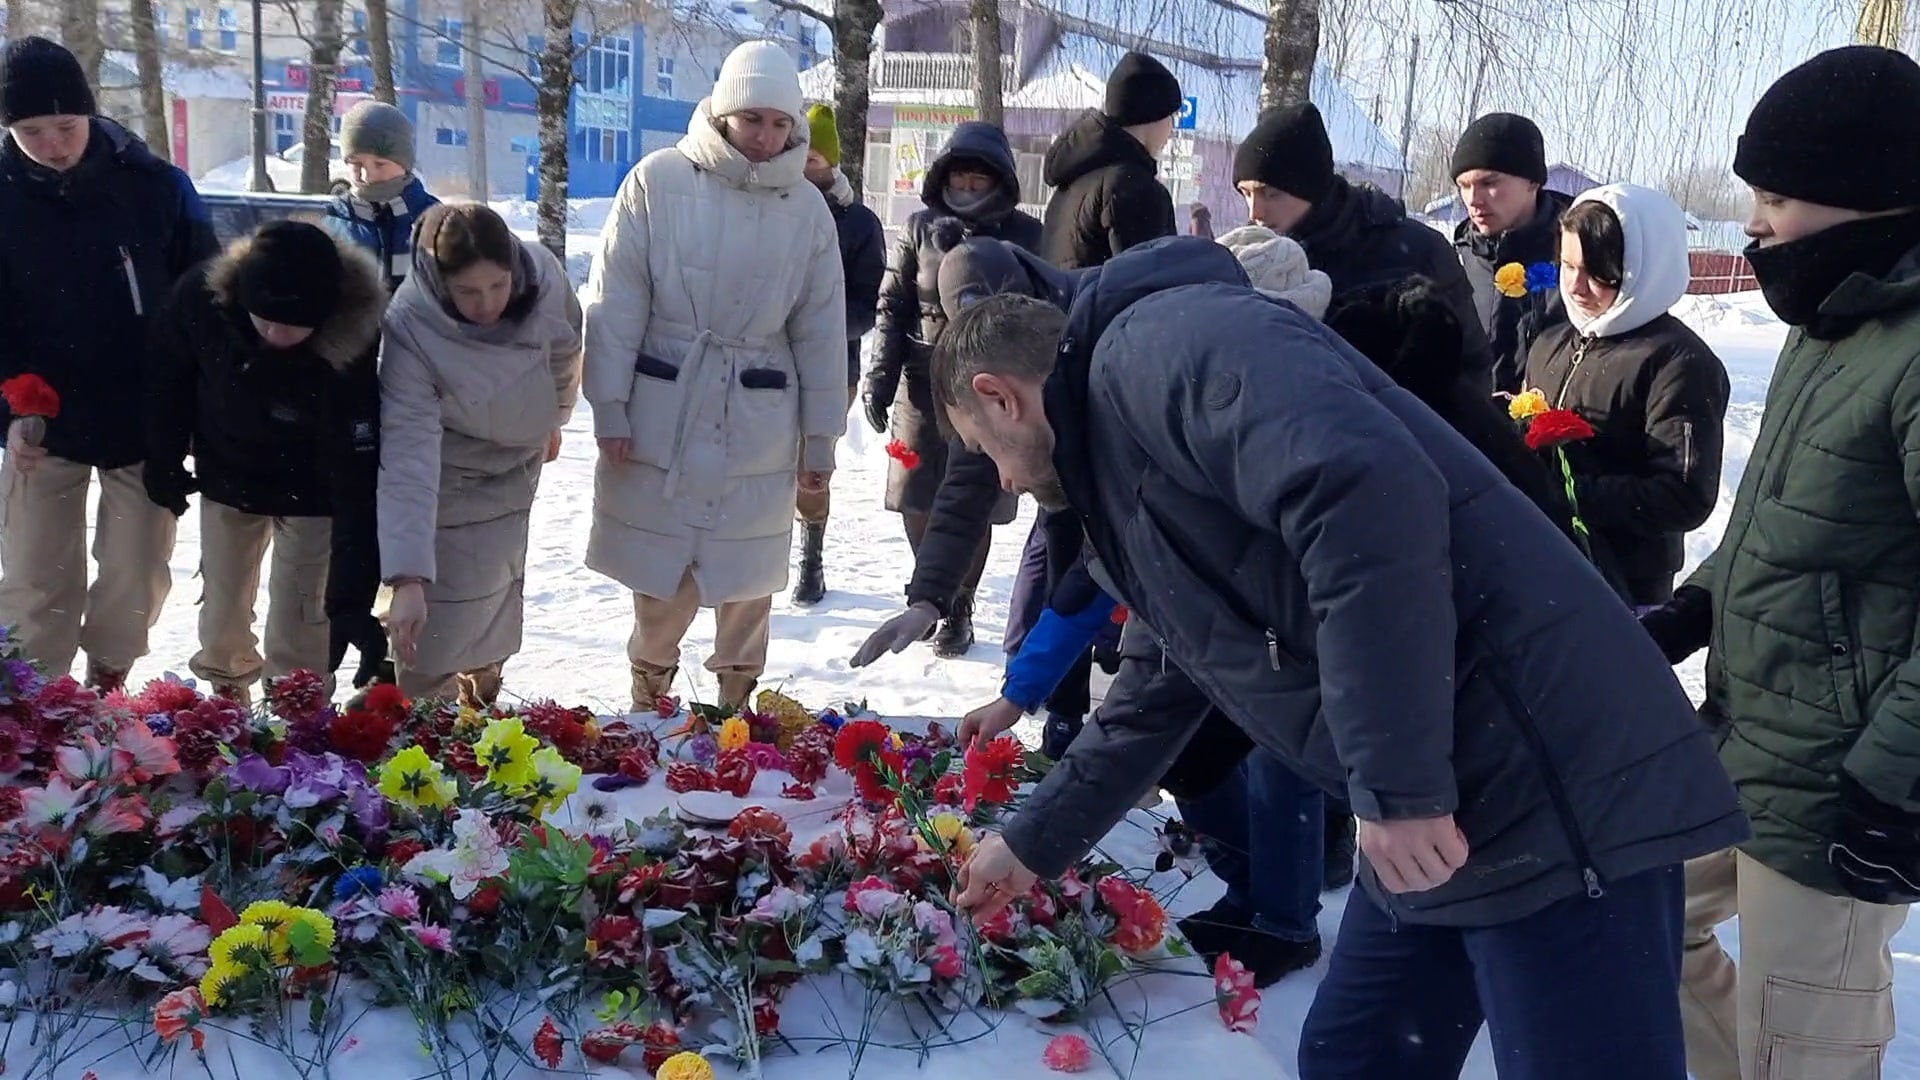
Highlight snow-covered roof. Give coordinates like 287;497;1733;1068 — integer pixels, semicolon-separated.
100;50;254;100
1032;0;1268;63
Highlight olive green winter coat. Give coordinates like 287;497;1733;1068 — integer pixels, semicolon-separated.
1692;246;1920;895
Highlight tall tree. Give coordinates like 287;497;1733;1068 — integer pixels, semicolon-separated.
366;0;398;104
770;0;884;192
61;0;104;93
969;0;1004;125
535;0;578;257
129;0;169;160
301;0;345;193
463;0;489;196
1259;0;1320;112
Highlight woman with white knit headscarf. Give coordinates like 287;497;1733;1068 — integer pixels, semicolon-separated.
1216;224;1333;317
582;41;847;712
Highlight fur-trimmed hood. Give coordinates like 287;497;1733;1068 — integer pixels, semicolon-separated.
204;224;387;371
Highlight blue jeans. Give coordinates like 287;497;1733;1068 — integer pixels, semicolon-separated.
1298;864;1687;1080
1175;748;1323;942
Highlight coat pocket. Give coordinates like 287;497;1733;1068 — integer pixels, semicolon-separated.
629;351;687;468
739;368;789;390
1758;976;1893;1080
634;353;680;381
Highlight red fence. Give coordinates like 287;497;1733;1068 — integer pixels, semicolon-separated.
1688;250;1758;295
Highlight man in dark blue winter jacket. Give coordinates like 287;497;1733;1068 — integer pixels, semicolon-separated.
0;37;218;690
937;236;1748;1080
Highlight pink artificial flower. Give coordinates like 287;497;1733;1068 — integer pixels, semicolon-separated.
86;794;150;836
409;922;455;951
1214;952;1261;1033
55;734;128;785
1057;868;1091;903
1043;1034;1093;1072
113;722;180;782
22;775;95;829
912;900;957;949
377;885;421;920
844;875;903;920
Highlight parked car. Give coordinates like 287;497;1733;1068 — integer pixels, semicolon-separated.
197;190;337;246
199;141;353;195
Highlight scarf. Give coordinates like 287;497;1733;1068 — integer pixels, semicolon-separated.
1745;212;1920;336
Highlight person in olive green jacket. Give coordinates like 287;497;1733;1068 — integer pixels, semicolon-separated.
1639;45;1920;1080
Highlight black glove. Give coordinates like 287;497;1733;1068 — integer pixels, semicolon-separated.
1638;584;1712;665
1830;772;1920;905
143;464;195;518
861;371;896;435
328;610;391;690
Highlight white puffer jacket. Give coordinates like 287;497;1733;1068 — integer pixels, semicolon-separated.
582;99;847;604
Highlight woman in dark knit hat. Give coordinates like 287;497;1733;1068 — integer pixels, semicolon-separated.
144;220;388;701
1635;44;1920;1080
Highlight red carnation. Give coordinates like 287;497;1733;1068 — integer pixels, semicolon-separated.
0;374;59;418
614;747;655;783
714;749;756;797
1524;408;1596;451
329;707;399;764
729;805;792;847
641;1021;682;1074
665;762;717;793
884;438;921;470
833;719;891;772
962;736;1022;811
383;838;427;867
531;1016;564;1068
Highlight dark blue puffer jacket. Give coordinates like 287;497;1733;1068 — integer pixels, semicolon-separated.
0;118;218;469
323;175;439;291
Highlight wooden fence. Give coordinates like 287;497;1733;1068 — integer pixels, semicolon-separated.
1688;250;1758;295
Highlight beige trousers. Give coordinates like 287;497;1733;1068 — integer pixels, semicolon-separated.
793;383;859;526
190;500;332;694
0;455;175;676
1680;846;1908;1080
628;568;771;709
396;661;502;709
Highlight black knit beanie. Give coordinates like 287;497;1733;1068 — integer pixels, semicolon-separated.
1103;52;1183;127
0;37;97;126
1735;46;1920;213
1234;103;1334;201
1450;113;1548;185
238;222;344;330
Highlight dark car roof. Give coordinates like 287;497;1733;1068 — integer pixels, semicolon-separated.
198;191;337;246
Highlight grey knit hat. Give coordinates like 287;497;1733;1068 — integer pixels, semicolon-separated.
339;101;415;170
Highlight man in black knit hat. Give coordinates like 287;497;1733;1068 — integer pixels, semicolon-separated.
1038;51;1181;270
1450;112;1569;392
0;36;217;691
1633;45;1920;1080
1235;103;1492;388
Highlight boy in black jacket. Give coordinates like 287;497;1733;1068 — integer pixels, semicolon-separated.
145;221;385;701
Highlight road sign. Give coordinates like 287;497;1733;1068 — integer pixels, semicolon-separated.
1175;96;1198;131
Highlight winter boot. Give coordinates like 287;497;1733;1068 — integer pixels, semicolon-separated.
790;523;827;607
1230;930;1323;988
717;673;758;714
1040;712;1083;760
457;667;502;711
1175;897;1253;967
213;682;253;707
1323;810;1357;892
630;662;679;715
84;660;128;696
932;592;976;658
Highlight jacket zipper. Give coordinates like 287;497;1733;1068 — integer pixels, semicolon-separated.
119;246;142;316
1553;336;1591;408
1681;421;1693;483
1765;348;1846;500
1491;676;1605;899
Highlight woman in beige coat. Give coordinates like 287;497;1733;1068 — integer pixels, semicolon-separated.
583;41;846;713
377;202;582;705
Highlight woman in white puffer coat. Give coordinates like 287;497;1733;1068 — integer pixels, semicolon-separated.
583;41;847;713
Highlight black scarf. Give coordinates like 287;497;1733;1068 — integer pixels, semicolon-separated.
1745;212;1920;337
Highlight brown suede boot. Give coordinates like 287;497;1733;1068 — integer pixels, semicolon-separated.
717;673;758;714
84;660;128;695
630;662;678;714
213;682;253;707
457;667;502;711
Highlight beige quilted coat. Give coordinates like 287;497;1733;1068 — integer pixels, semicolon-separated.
582;98;847;605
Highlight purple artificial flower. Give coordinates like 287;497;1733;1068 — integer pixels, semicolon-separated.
227;753;291;796
687;732;719;766
285;705;337;755
900;743;935;771
282;750;346;808
2;659;42;702
592;774;644;792
144;714;174;737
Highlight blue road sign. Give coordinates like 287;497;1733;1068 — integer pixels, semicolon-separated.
1176;96;1198;130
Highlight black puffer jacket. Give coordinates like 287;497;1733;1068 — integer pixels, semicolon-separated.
871;122;1041;516
1457;189;1572;393
0;119;218;468
1295;177;1494;387
1005;236;1747;927
822;171;886;384
1038;110;1177;270
145;229;385;634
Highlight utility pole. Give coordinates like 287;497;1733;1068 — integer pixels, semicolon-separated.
249;0;270;191
1398;34;1419;168
463;0;488;196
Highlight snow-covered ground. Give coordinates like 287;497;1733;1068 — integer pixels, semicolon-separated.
51;225;1920;1075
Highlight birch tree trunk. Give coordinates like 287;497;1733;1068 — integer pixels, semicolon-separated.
61;0;105;95
969;0;1003;126
463;0;489;196
130;0;170;160
535;0;578;258
366;0;398;104
831;0;884;194
301;0;344;193
1259;0;1320;113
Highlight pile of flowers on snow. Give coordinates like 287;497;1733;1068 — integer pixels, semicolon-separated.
0;632;1259;1078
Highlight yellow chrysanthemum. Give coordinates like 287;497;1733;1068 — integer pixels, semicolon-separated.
475;716;539;789
239;901;297;932
198;961;246;1007
717;717;751;753
517;746;583;816
926;812;977;858
208;923;271;969
379;745;457;810
755;689;816;751
1508;387;1550;421
285;908;337;958
655;1051;716;1080
454;705;487;736
1493;262;1528;299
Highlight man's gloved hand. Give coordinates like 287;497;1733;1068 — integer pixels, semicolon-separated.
861;370;897;435
143;464;195;518
328;610;391;689
1830;772;1920;905
850;602;940;668
1637;584;1713;665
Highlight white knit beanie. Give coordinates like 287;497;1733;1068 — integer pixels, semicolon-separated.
711;41;804;125
1217;225;1333;319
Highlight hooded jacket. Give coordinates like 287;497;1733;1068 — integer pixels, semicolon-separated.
323;175;441;292
1003;235;1746;927
1038;110;1177;269
818;168;886;383
0;118;218;469
1457;188;1573;393
1525;184;1729;606
872;122;1042;517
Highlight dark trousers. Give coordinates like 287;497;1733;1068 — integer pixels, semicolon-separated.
1176;748;1323;941
903;511;988;597
1298;864;1688;1080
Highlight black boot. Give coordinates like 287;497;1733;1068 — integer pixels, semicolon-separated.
1323;809;1357;892
1229;930;1323;988
790;523;826;606
932;592;976;658
1040;712;1083;760
1175;897;1251;966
